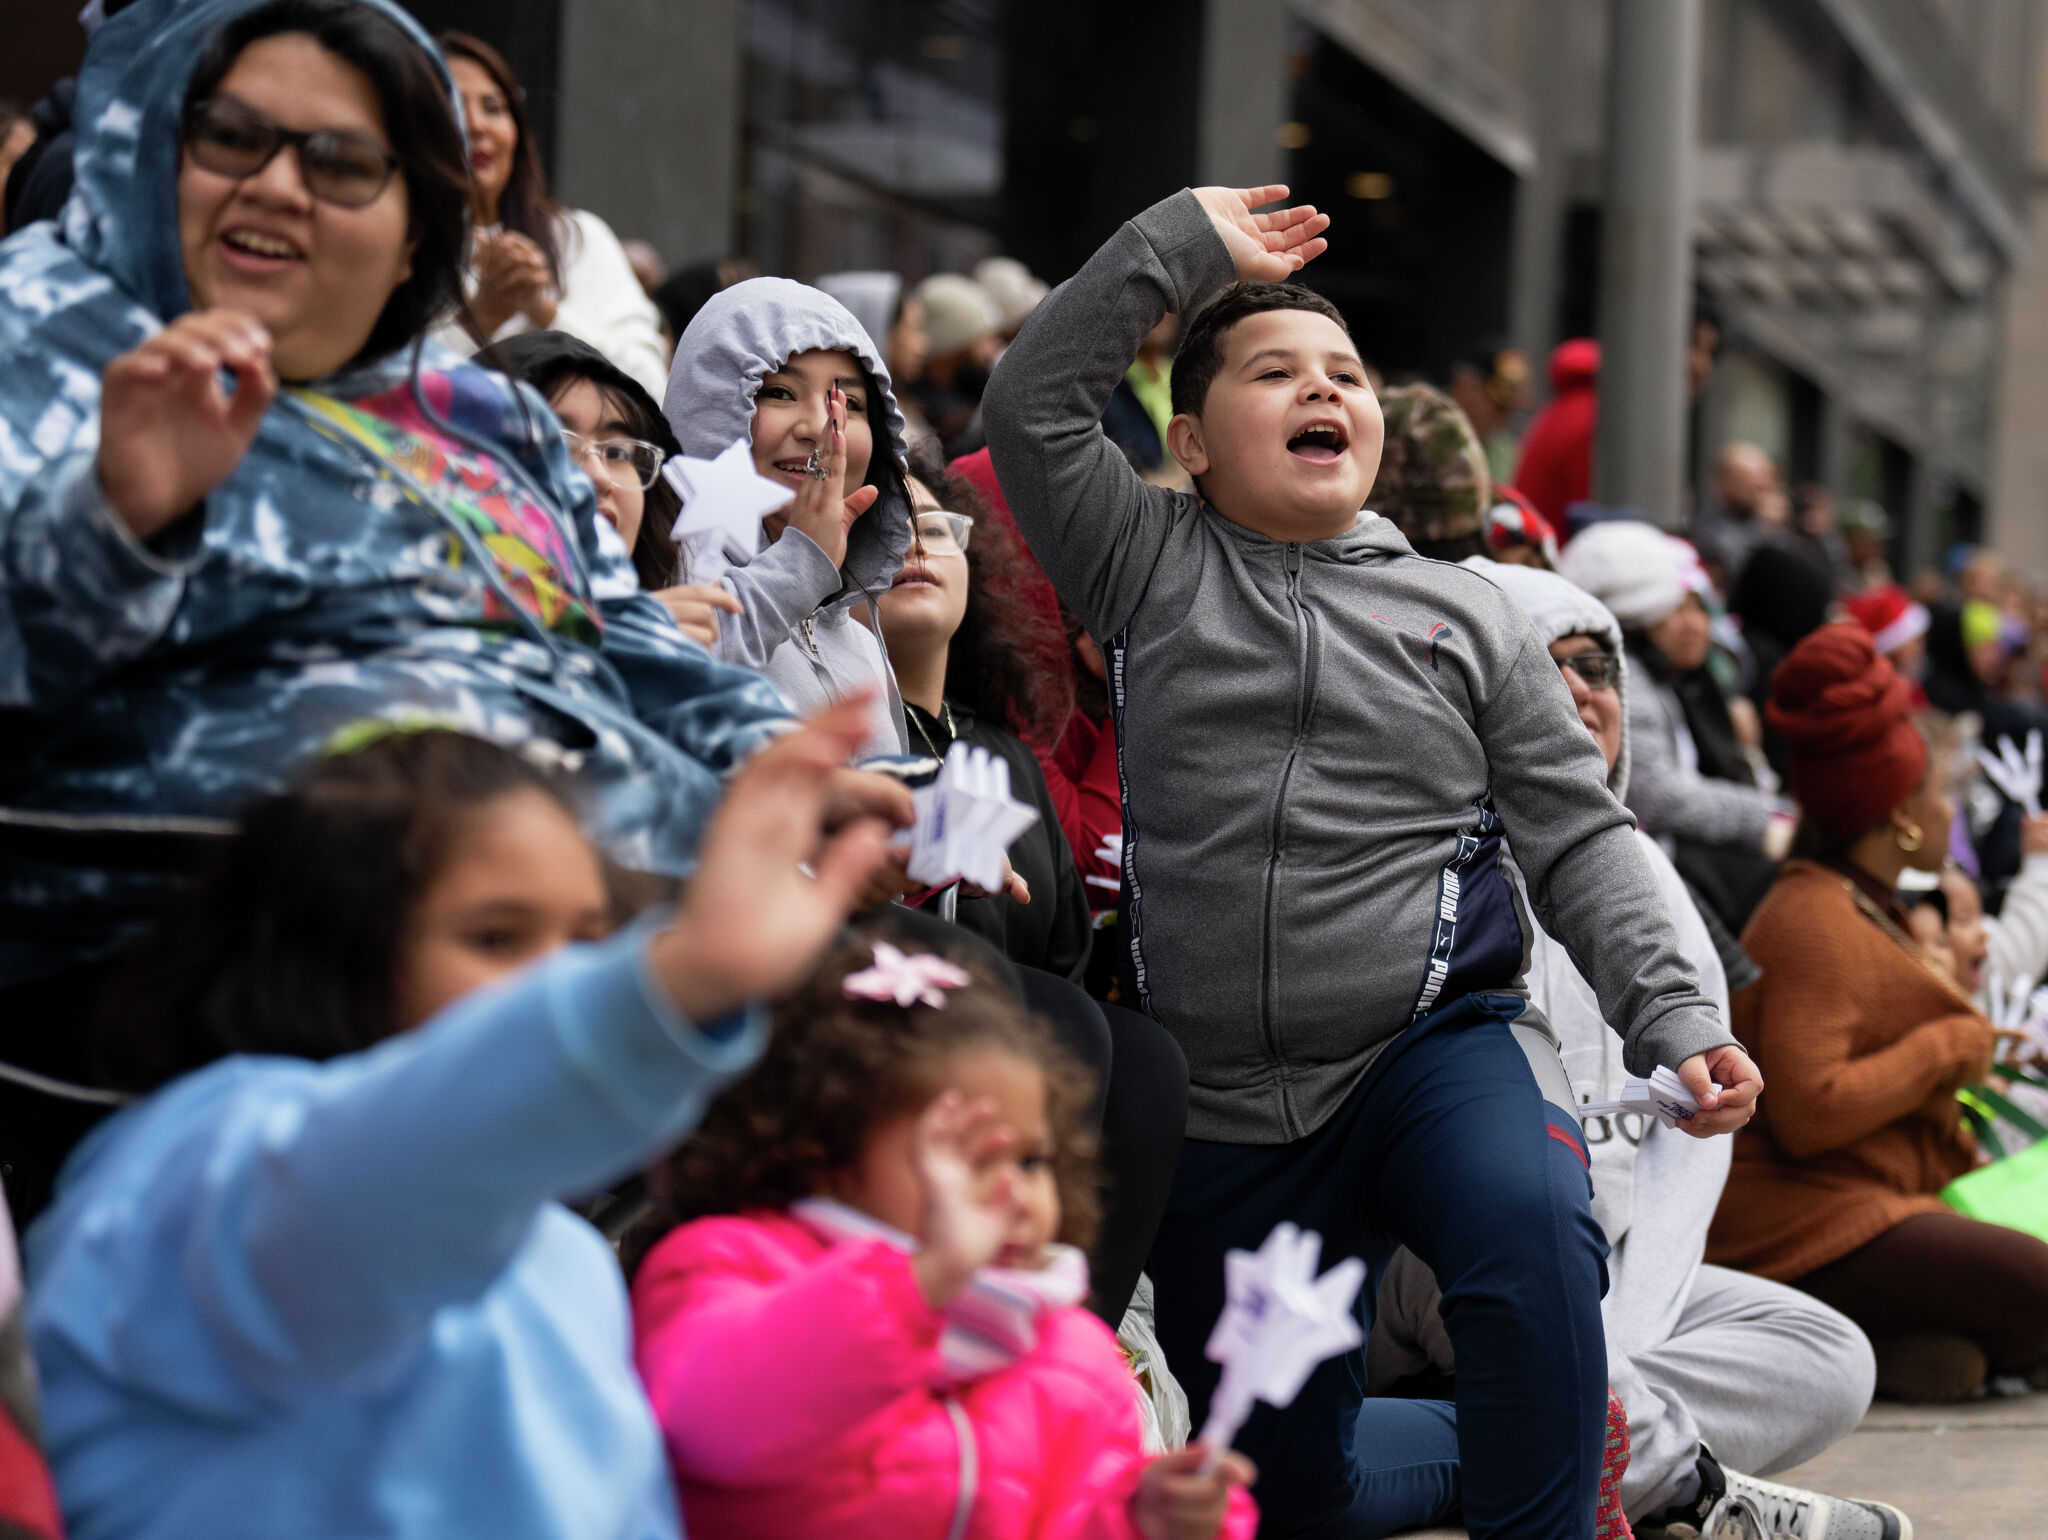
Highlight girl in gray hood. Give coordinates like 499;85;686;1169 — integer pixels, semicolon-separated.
663;278;915;760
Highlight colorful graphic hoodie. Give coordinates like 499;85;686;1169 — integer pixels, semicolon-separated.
0;0;791;989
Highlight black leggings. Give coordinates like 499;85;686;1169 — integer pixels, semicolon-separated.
1792;1209;2048;1373
1014;974;1187;1324
871;908;1187;1324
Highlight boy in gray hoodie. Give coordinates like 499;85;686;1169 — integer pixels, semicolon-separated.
984;186;1764;1540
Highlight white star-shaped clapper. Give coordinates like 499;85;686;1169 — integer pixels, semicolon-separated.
1194;1222;1366;1468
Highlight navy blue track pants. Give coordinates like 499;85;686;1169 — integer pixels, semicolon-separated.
1148;991;1609;1539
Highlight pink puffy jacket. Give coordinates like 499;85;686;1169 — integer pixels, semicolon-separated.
632;1211;1257;1540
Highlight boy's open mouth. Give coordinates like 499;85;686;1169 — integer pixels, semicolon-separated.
1286;420;1349;464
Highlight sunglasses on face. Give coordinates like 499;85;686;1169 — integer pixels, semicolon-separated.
183;97;401;210
562;432;666;490
1556;650;1623;692
912;510;973;553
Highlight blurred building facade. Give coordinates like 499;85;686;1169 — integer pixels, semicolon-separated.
1987;11;2048;581
498;0;2031;565
7;0;2035;564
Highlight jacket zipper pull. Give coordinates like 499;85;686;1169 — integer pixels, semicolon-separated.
802;613;821;659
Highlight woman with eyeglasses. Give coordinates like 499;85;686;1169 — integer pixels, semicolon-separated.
1373;563;1893;1539
0;0;912;1221
1559;520;1797;934
875;461;1193;1329
428;32;669;399
480;330;740;650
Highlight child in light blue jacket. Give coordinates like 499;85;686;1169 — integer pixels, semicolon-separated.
25;702;892;1540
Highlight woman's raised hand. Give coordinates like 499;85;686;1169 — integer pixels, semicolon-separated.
470;229;556;333
1192;185;1331;283
648;695;893;1023
910;1089;1025;1307
97;310;276;540
780;384;878;571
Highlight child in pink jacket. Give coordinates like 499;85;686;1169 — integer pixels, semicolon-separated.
631;932;1258;1540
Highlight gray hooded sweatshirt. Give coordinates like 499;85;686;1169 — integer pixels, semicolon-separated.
663;278;914;760
984;190;1730;1143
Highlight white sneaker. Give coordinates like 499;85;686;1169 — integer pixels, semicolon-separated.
1648;1451;1912;1540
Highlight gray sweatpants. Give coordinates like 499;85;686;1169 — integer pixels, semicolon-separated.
1368;1254;1875;1520
1608;1264;1874;1517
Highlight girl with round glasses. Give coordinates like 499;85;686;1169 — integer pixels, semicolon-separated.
482;329;742;650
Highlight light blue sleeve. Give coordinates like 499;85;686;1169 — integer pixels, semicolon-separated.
37;922;762;1415
0;452;197;710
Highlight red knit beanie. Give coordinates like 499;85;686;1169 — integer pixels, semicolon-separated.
1766;623;1927;844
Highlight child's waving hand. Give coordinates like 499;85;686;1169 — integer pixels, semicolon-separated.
1191;186;1331;282
649;695;892;1022
910;1090;1025;1306
780;383;879;570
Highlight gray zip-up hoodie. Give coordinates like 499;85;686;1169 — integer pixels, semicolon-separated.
985;190;1731;1143
663;279;914;759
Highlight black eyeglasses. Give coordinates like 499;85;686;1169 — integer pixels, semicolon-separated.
1556;650;1622;691
183;97;401;210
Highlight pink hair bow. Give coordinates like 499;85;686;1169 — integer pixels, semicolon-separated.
842;941;972;1009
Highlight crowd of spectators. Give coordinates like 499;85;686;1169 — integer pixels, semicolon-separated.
3;4;2047;1540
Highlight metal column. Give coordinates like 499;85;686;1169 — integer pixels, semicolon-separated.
1593;0;1702;529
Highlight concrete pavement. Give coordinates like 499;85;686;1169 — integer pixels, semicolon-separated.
1395;1393;2048;1538
1769;1396;2046;1539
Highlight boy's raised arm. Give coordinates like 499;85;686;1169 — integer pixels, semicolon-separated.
985;188;1321;639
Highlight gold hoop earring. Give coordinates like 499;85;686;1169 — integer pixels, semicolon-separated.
1895;821;1925;854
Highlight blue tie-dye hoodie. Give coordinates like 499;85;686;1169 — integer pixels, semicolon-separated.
0;0;790;988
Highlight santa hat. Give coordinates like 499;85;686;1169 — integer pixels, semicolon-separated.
1484;483;1561;567
1845;584;1929;657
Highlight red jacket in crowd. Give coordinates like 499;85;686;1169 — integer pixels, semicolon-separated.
1513;339;1600;531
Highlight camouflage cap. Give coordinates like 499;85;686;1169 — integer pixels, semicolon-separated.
1368;384;1492;544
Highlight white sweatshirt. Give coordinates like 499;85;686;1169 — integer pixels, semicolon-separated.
431;208;670;400
1986;852;2048;987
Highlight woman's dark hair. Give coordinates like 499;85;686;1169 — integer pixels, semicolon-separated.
184;0;473;366
642;924;1100;1258
93;730;579;1093
478;330;680;589
907;448;1070;747
437;31;561;288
